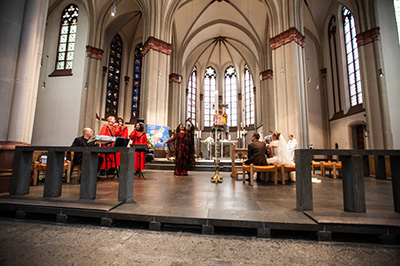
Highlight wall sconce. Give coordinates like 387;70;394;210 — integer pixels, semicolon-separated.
41;81;46;89
111;0;116;16
281;67;285;74
379;68;384;77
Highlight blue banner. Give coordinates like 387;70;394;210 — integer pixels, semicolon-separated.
146;124;170;147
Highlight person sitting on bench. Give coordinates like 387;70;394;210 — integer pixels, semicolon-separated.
244;132;268;182
71;128;103;173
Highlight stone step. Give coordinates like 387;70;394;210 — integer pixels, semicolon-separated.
145;163;232;172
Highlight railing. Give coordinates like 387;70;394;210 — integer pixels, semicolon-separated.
295;149;400;213
10;146;147;203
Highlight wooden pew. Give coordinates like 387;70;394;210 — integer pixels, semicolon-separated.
242;164;278;186
312;160;322;174
322;161;342;179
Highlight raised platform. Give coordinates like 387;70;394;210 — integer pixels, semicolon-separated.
0;170;399;244
146;158;241;172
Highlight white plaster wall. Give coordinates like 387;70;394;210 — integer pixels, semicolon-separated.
329;112;365;149
31;2;88;146
377;0;400;149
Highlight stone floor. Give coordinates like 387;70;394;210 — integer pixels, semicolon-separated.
0;169;399;242
0;219;399;265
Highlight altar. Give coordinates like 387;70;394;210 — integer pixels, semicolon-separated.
200;139;238;160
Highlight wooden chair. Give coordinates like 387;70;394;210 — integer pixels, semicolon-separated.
230;143;248;180
242;163;278;186
312;160;322;174
32;152;71;185
321;161;342;179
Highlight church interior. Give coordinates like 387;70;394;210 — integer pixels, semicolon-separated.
1;0;400;255
1;0;399;153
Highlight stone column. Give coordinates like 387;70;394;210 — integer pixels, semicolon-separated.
270;28;309;148
141;37;171;126
5;0;48;143
0;0;48;192
123;76;131;122
168;73;182;128
356;27;392;149
79;46;104;132
260;70;273;132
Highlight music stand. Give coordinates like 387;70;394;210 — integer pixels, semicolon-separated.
131;144;148;180
104;137;129;179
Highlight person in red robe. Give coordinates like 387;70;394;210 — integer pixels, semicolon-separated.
115;117;129;166
99;116;117;172
129;122;148;174
116;117;128;138
163;118;195;176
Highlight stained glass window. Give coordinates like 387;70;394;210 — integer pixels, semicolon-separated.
224;66;237;127
204;67;216;127
343;7;363;106
187;66;197;124
244;64;254;126
131;43;142;119
56;5;79;70
105;34;123;117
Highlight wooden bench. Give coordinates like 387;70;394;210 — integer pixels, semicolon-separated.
230;143;248;180
321;161;342;179
280;164;295;184
242;164;278;186
312;160;322;174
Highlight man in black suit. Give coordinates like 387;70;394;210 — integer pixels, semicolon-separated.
244;132;268;182
71;128;97;165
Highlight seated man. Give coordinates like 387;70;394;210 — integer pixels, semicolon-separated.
71;128;103;173
244;132;268;182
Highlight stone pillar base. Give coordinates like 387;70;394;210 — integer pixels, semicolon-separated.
0;141;30;192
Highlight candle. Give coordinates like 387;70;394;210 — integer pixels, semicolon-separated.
240;122;243;129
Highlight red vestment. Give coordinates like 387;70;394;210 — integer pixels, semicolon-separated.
115;125;129;165
129;130;148;171
116;125;128;138
99;124;117;170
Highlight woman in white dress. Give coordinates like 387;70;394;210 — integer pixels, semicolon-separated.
267;131;294;165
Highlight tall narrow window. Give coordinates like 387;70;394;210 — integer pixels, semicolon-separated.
132;43;142;120
244;64;254;126
395;0;400;44
105;34;123;117
224;66;237;127
187;66;197;124
56;4;79;71
204;67;216;127
328;16;342;113
343;7;363;106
